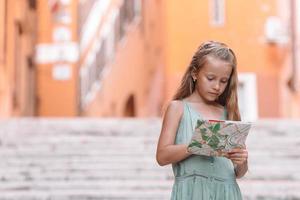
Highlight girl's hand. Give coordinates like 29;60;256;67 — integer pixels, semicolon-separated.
226;147;248;166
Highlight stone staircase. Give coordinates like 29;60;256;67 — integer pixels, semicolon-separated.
238;120;300;200
0;118;299;200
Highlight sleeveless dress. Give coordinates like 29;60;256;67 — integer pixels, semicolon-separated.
170;100;243;200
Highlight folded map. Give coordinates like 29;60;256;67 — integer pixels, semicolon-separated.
187;119;251;157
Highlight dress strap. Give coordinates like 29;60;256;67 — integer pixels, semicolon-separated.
182;99;194;131
223;107;228;120
182;100;192;118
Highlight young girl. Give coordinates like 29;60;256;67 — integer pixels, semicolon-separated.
156;41;248;200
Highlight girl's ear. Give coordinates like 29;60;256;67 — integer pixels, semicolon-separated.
191;70;197;81
192;76;197;82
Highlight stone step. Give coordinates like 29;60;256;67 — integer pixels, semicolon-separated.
0;136;158;146
0;118;300;200
0;189;171;200
0;180;299;200
0;118;162;136
0;170;173;182
1;167;299;184
238;180;300;199
0;179;173;191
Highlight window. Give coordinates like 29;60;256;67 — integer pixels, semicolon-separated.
125;0;134;23
28;0;37;10
80;38;107;107
78;0;97;35
106;23;115;62
237;73;258;121
90;59;98;90
134;0;142;18
13;21;23;109
114;10;121;47
79;0;109;51
80;67;88;105
96;40;106;78
118;0;138;40
119;2;127;40
210;0;225;27
79;0;142;108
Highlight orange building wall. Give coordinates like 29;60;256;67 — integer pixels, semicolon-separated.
0;0;6;116
34;0;165;117
82;27;146;116
0;0;36;117
81;0;165;117
161;0;299;118
2;0;299;118
35;0;78;116
143;0;166;116
278;0;300;118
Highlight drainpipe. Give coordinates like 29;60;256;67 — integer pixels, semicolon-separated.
288;0;297;92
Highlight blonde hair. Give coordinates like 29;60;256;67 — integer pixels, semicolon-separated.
173;41;241;121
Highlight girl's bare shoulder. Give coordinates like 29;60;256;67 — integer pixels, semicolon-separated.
161;100;185;134
164;100;184;117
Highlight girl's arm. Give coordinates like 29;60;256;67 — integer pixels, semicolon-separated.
227;148;248;178
234;160;248;178
156;101;192;166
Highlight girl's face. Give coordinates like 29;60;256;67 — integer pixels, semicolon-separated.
193;56;233;102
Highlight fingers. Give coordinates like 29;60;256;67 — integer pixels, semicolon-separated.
227;148;248;166
228;153;248;160
231;160;245;166
228;147;246;154
230;157;246;162
228;155;246;160
228;149;247;156
230;157;247;165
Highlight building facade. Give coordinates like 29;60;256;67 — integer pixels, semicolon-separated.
1;0;299;119
33;0;164;117
0;0;37;117
161;0;300;120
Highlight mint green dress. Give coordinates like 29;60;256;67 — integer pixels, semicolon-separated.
171;101;242;200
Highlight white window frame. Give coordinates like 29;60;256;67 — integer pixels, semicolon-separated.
210;0;225;27
80;0;110;52
237;73;258;121
80;66;88;105
104;10;117;62
134;0;142;18
80;9;118;108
